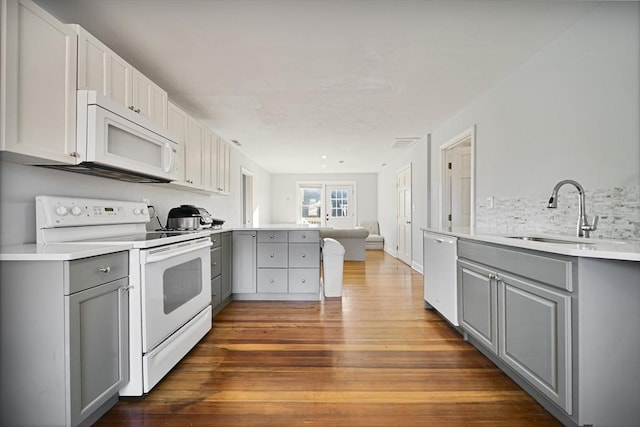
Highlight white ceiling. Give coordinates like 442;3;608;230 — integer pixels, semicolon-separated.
38;0;599;174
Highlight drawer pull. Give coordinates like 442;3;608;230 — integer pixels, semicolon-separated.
213;262;218;266
98;266;111;274
301;279;306;283
270;253;275;258
302;235;306;239
270;234;275;239
270;279;274;284
301;253;306;258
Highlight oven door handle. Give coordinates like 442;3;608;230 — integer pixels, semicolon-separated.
144;239;213;264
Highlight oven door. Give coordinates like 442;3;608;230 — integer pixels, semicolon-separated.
140;237;212;353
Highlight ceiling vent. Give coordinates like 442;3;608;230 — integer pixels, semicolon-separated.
391;137;420;148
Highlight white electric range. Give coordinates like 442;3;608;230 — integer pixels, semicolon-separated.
36;195;213;396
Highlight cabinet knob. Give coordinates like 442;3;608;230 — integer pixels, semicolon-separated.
301;279;306;283
270;253;275;258
270;279;274;283
301;253;306;258
213;262;217;266
122;284;132;291
302;235;306;239
98;266;111;274
270;234;275;239
135;108;141;113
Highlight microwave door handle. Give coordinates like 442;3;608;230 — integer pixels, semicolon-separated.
163;142;171;173
144;240;212;264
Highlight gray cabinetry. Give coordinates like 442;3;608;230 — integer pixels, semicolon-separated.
458;240;573;415
232;231;257;294
458;260;498;354
221;232;232;300
498;271;571;413
233;229;320;301
0;251;129;427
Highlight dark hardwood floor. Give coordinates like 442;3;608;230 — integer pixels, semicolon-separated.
95;250;561;426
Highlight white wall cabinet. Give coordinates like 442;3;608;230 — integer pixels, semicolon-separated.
0;251;129;427
217;137;231;194
167;100;189;182
75;25;167;129
0;0;78;165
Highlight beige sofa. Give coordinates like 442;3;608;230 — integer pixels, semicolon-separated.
360;220;384;250
319;227;369;261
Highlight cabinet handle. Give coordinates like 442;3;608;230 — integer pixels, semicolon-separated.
301;279;306;283
122;285;133;291
129;105;135;110
98;266;111;273
269;279;274;283
301;235;306;239
301;253;306;258
212;239;217;243
270;234;275;239
213;262;217;266
270;253;275;258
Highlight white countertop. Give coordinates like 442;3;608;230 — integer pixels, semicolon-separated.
421;228;640;262
0;243;133;261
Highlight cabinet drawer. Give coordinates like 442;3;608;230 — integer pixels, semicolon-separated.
257;268;288;293
257;231;288;243
289;230;320;243
257;243;288;268
211;246;222;277
288;269;319;293
66;251;128;294
210;233;222;248
211;276;222;306
458;240;574;291
289;243;320;268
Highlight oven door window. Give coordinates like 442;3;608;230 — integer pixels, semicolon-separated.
163;258;203;314
141;243;211;353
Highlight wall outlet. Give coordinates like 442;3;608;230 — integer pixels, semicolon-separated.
487;196;495;209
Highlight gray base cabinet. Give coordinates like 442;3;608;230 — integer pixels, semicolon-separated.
211;231;232;316
233;230;320;301
458;239;640;427
1;252;129;427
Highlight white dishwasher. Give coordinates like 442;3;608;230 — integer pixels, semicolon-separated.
423;231;458;326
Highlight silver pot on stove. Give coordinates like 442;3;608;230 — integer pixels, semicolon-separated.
166;205;213;230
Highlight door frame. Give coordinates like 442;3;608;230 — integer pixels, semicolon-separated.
439;126;475;232
241;167;254;227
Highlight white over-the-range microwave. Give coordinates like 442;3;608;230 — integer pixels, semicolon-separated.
44;90;179;183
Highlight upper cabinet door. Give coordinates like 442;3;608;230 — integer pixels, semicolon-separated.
132;69;168;129
76;24;133;109
167;101;189;182
76;25;167;129
1;0;78;164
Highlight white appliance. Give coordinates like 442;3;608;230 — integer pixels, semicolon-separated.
36;196;212;396
423;231;458;326
43;90;178;183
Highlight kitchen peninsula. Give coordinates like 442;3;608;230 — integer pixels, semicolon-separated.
231;226;323;301
422;228;640;427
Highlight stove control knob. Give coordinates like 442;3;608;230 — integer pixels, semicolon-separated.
141;208;148;215
55;205;69;216
133;208;141;215
71;206;83;216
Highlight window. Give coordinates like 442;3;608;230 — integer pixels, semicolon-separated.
299;185;322;225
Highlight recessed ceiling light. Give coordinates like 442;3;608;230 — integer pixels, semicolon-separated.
321;164;326;168
321;155;327;159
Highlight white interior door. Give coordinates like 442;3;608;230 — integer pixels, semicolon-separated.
325;185;355;228
396;165;412;265
441;126;474;231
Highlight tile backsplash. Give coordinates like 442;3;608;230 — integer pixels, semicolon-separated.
475;184;640;241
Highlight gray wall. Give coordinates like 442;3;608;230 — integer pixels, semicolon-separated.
426;2;639;239
375;2;639;272
270;173;377;225
0;146;271;246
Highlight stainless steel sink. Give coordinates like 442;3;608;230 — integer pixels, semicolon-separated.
505;236;595;244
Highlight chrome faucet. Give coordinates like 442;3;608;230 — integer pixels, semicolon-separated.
547;179;598;238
